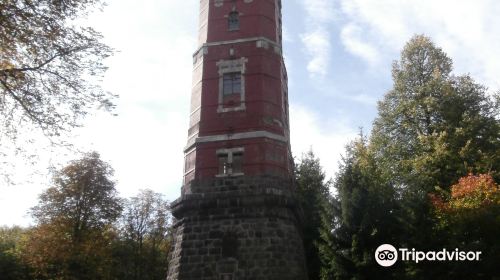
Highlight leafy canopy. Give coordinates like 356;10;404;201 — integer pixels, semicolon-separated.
372;35;500;191
25;152;122;279
31;151;122;233
0;0;115;172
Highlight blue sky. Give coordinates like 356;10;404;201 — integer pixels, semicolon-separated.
1;0;500;226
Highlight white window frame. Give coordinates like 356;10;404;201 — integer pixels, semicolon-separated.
216;58;248;113
216;147;245;177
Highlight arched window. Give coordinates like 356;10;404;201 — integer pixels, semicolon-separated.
228;12;239;30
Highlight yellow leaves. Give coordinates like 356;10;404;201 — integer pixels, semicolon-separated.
449;174;499;209
431;174;500;212
0;59;15;71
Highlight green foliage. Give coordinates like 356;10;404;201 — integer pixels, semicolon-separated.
0;0;114;138
0;226;31;279
0;0;115;181
1;154;174;279
295;150;333;280
372;35;500;192
325;35;500;279
430;174;500;279
25;152;122;279
32;152;122;232
370;35;500;278
326;137;402;280
112;189;173;280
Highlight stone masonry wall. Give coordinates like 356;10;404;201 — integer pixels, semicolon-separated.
166;177;308;280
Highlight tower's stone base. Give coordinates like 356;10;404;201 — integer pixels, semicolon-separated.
166;177;308;280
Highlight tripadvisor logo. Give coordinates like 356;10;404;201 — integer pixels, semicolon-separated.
375;244;482;267
375;244;398;267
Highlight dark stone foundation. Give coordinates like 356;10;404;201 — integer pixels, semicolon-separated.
166;177;308;280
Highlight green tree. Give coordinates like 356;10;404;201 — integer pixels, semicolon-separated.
430;174;500;279
327;137;402;280
112;189;172;280
372;35;500;192
24;152;122;279
0;0;115;178
295;150;333;280
0;226;31;280
367;35;500;278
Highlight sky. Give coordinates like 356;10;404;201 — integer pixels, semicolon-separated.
1;0;500;226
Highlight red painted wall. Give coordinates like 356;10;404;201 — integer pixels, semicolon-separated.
184;0;291;184
206;0;279;43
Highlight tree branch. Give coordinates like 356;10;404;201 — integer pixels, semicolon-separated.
0;78;45;126
0;46;86;74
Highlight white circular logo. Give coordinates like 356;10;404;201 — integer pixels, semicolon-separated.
375;244;398;267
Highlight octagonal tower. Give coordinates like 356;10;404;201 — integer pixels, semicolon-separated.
167;0;308;279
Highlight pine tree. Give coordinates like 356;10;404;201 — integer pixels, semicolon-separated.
368;35;500;278
295;150;333;280
328;137;402;279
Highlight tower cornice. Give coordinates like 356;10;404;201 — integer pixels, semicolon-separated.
184;130;289;153
193;36;282;58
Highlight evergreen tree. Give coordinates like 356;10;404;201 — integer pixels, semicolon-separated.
369;35;500;278
372;35;500;192
328;137;402;280
295;150;333;280
328;35;500;279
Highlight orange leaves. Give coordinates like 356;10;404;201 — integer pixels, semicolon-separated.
429;193;447;211
451;174;498;199
430;174;499;212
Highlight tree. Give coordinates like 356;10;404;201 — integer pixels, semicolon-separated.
372;35;500;192
0;0;115;176
31;152;122;233
327;137;402;280
366;35;500;278
295;150;333;280
0;226;31;280
112;189;172;280
24;152;122;279
430;174;500;279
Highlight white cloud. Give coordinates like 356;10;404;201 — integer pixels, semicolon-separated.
73;0;197;200
338;0;500;89
0;0;197;226
299;0;335;78
340;23;380;66
302;0;336;22
290;104;357;180
4;0;499;228
300;28;331;77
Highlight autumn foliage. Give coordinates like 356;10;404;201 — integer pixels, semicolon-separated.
431;174;500;211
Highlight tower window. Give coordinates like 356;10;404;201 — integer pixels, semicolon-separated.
232;153;243;173
218;154;229;175
228;12;239;30
223;72;241;95
216;148;244;177
216;58;247;113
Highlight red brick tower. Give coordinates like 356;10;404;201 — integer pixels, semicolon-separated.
167;0;308;279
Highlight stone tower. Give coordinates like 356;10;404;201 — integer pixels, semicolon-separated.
166;0;308;279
